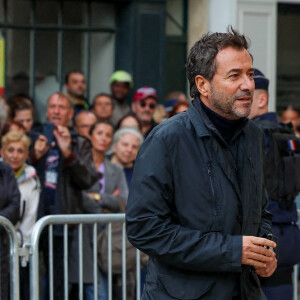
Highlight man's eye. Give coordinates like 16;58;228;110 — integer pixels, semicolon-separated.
229;74;238;78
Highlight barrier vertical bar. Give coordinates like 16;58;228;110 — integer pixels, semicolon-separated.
136;250;141;300
79;223;83;300
93;223;98;300
293;264;298;300
122;222;127;299
108;223;112;300
30;224;40;300
64;224;69;300
49;225;54;300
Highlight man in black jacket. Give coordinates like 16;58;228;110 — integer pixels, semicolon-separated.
126;28;277;299
30;92;98;299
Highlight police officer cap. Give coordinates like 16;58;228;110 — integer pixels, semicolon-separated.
253;68;269;91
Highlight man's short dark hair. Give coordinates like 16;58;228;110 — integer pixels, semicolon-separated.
92;93;113;108
186;26;251;99
65;70;85;84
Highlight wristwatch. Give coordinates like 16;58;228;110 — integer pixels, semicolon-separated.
94;193;101;201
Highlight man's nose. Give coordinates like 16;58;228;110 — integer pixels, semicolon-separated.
240;75;254;91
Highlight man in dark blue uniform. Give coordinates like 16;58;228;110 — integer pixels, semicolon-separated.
249;69;300;300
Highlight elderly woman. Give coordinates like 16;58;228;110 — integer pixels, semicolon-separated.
111;127;144;187
1;131;40;300
69;121;128;300
110;127;147;296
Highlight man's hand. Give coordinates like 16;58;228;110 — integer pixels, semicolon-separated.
255;256;277;277
34;135;50;160
54;125;72;158
242;236;277;269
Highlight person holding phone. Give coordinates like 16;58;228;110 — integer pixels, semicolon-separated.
29;91;98;299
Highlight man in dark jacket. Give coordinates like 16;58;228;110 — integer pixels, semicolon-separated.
30;92;98;299
0;161;20;300
126;28;277;300
249;69;300;300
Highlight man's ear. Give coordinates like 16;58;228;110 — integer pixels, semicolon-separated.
259;92;268;109
195;75;209;97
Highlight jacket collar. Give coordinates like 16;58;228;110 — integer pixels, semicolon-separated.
187;99;211;138
187;97;249;146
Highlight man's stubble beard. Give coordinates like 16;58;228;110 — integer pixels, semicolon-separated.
209;85;253;120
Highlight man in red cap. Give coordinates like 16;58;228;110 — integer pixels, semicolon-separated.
131;86;158;138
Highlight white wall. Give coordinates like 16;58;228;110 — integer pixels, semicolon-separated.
87;3;115;100
237;1;277;111
208;0;237;32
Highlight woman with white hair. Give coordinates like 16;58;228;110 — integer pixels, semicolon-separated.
111;127;144;187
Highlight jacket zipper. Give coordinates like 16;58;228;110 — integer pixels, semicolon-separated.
207;161;217;216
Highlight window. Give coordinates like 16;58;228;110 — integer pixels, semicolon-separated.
0;0;115;122
165;0;187;98
277;3;300;112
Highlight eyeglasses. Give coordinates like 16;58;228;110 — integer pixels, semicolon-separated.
139;101;156;109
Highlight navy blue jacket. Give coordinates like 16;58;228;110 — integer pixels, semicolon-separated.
126;102;272;299
30;128;98;218
253;113;300;270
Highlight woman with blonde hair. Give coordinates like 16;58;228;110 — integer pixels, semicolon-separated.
1;130;40;300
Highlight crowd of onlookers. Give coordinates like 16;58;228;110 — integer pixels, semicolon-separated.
0;70;190;300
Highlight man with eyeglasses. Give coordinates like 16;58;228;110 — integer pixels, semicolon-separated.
131;86;158;138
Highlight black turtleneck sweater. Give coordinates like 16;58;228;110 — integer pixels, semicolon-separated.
193;98;246;145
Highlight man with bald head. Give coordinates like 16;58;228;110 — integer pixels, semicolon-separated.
30;91;98;299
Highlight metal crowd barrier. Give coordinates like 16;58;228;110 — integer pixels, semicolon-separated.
29;213;141;300
0;213;142;300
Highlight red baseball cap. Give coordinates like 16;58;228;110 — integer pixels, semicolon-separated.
133;87;158;102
